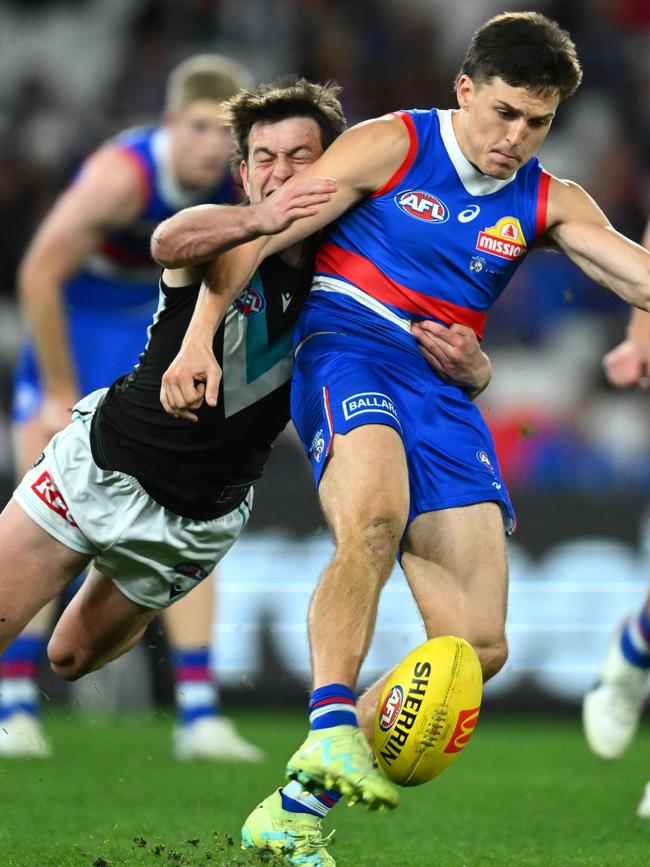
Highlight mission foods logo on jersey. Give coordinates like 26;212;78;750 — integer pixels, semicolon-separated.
476;216;527;260
234;285;266;316
394;189;449;223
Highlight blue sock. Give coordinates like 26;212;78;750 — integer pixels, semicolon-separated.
309;683;358;729
173;647;219;726
281;779;342;817
0;635;46;720
620;609;650;669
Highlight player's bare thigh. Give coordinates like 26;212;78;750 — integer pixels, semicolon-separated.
318;424;410;546
401;501;508;678
11;415;50;478
0;498;91;654
11;416;76;634
48;564;159;680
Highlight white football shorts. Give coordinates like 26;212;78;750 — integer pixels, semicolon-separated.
13;389;252;609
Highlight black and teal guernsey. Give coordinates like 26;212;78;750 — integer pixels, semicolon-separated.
90;255;312;520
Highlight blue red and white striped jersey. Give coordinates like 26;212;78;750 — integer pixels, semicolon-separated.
67;125;239;310
308;108;550;341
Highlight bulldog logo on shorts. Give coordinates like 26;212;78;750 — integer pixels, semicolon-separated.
310;428;325;463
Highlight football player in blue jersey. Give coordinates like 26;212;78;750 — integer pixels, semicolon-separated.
0;77;493;867
583;218;650;817
0;54;265;762
160;11;650;852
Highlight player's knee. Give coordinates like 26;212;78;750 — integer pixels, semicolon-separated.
47;634;93;681
364;513;403;561
336;513;403;575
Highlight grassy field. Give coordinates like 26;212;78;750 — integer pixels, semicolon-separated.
1;709;649;866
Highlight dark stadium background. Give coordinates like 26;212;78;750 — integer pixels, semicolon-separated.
0;0;648;717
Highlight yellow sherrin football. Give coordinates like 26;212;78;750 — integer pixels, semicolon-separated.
373;636;482;786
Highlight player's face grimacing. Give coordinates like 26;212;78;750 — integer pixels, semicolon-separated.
240;116;324;204
454;75;559;180
168;100;234;189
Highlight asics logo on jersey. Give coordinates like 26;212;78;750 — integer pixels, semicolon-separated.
234;286;266;316
30;470;78;528
458;204;481;223
394;189;449;223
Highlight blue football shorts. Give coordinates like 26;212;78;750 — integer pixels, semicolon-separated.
12;292;157;424
290;330;515;531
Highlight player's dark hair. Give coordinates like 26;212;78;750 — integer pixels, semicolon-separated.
224;76;347;160
456;11;583;100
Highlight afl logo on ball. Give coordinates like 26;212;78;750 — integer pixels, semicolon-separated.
234;286;266;316
394;189;449;223
379;685;404;731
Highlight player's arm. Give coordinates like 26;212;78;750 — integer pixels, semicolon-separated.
603;308;650;390
544;178;650;311
412;321;492;399
602;218;650;390
154;114;408;269
161;116;411;417
18;146;145;434
151;177;338;268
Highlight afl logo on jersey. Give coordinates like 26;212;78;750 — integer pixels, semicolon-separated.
394;189;449;223
234;285;266;316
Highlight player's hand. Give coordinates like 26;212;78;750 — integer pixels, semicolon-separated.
160;341;223;422
412;321;491;398
249;177;337;235
39;391;80;438
603;339;650;390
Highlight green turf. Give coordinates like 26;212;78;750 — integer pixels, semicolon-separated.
1;709;649;866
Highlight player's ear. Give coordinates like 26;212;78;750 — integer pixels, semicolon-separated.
240;159;251;197
456;74;474;110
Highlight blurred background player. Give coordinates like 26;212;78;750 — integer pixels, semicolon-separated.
583;217;650;817
0;53;263;763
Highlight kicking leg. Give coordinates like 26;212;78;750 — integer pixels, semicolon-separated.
357;501;509;738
